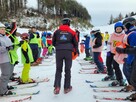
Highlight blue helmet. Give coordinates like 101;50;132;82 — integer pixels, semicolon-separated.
114;22;123;30
42;32;47;36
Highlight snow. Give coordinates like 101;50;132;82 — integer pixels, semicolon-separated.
1;16;136;101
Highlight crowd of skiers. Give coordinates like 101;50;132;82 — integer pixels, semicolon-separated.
1;16;136;101
0;19;54;96
80;17;136;101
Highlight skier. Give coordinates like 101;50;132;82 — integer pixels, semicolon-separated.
18;33;35;84
104;31;110;46
41;32;48;58
46;32;53;55
90;29;105;73
102;22;126;86
0;22;14;96
5;19;20;81
115;17;136;91
28;27;39;66
52;18;79;94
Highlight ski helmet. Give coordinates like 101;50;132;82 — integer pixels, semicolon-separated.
62;18;71;26
91;28;100;33
21;33;29;40
114;22;123;30
123;17;136;30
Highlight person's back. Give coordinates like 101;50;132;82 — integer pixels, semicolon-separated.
52;18;78;94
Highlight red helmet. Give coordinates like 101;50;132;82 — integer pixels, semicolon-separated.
21;33;29;40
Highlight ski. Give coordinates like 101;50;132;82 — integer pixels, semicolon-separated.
90;84;125;88
10;83;39;90
11;96;32;102
94;95;128;101
93;89;121;92
0;90;40;98
81;67;97;70
79;71;106;74
10;77;50;86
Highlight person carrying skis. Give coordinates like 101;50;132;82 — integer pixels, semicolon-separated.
52;18;79;94
115;17;136;92
0;22;14;96
90;29;105;74
18;33;34;84
102;22;126;86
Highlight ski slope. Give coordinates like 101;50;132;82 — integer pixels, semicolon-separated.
2;17;136;101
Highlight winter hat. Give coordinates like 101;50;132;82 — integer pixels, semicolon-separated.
114;22;123;30
0;22;5;28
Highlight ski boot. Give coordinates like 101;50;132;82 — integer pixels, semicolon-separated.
94;69;107;74
64;86;72;94
0;90;14;96
17;78;35;84
31;62;39;66
120;85;135;92
7;85;15;90
109;79;126;87
125;93;136;101
102;75;115;81
54;87;60;95
10;76;20;82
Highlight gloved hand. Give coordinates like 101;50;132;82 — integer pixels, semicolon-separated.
6;46;14;51
107;51;111;57
26;59;30;63
116;47;125;54
0;46;6;54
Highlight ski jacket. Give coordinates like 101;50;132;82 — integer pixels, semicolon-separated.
123;27;136;65
0;34;12;64
90;32;104;52
52;25;78;51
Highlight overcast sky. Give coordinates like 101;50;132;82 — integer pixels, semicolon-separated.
27;0;136;26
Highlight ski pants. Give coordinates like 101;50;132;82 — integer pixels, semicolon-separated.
85;49;90;58
107;53;123;81
0;62;12;94
93;52;104;71
31;47;38;62
21;63;31;83
130;57;136;89
54;50;72;89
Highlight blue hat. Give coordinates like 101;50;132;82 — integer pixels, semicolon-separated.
114;22;123;30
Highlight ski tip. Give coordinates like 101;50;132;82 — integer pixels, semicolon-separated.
90;85;97;88
33;91;40;95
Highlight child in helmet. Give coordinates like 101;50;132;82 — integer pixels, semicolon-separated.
102;22;126;86
90;29;105;73
18;33;34;84
82;34;92;61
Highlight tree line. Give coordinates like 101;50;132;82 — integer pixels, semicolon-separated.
109;11;136;24
0;0;92;27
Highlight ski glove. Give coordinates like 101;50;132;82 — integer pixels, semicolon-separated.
116;47;125;54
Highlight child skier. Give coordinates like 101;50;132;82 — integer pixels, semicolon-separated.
102;22;126;86
90;29;106;73
41;32;48;58
18;33;34;84
83;34;92;61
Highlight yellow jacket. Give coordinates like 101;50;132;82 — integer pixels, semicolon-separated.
104;33;110;41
